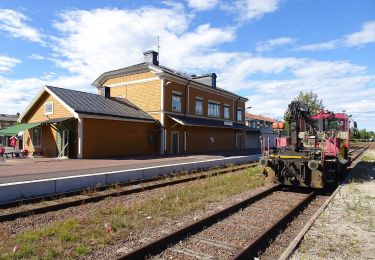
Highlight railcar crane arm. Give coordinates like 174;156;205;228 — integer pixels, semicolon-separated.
284;101;311;151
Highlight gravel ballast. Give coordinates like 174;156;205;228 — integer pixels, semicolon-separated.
291;148;375;259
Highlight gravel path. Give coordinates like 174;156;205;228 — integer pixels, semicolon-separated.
291;149;375;259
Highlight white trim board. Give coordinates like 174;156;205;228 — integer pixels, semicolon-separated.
0;154;261;203
0;155;260;187
104;77;160;88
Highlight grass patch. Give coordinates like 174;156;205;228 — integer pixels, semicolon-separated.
0;166;264;259
361;154;375;162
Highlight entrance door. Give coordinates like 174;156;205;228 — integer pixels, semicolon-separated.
61;130;69;157
171;132;179;155
236;133;244;149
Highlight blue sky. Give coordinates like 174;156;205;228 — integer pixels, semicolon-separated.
0;0;374;130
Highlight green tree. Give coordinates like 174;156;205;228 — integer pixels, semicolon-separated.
294;90;324;114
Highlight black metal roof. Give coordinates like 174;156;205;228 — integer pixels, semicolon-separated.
46;86;155;122
168;114;259;132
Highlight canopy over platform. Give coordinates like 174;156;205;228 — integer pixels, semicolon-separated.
0;117;74;136
0;123;40;136
168;114;258;132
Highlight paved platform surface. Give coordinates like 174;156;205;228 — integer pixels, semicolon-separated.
0;151;259;184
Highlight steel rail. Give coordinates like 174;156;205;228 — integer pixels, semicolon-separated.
349;144;370;163
233;190;317;259
267;143;370;259
0;163;257;222
117;185;280;260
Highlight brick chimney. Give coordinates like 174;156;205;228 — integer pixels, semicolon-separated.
143;50;159;66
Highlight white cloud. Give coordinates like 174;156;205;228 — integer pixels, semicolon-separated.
292;60;365;78
230;0;281;21
0;5;373;130
215;55;375;129
0;9;43;43
296;21;375;52
344;21;375;47
187;0;219;11
28;54;45;60
256;37;295;52
294;40;338;51
0;74;92;114
0;56;21;73
50;7;235;78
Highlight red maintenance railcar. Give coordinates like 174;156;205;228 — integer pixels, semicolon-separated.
260;101;350;188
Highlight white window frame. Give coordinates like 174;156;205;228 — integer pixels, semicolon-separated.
224;105;230;119
172;93;182;112
32;126;42;147
208;102;220;117
195;99;203;115
44;101;54;115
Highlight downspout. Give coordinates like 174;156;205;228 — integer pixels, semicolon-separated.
184;80;190;154
184;80;191;116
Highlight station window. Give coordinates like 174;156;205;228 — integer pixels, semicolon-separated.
195;99;203;115
172;94;182;112
32;127;42;147
44;102;53;115
224;106;230;119
237;109;243;121
208;102;220;117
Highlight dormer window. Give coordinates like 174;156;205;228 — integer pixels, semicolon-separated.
44;102;53;115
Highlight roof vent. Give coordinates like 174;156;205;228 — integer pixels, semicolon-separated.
143;50;159;66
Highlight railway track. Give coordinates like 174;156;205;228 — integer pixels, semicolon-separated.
349;143;370;163
117;144;370;260
0;162;257;222
117;185;316;260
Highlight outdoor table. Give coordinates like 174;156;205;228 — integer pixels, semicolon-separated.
3;149;21;159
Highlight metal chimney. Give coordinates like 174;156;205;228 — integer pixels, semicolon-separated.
104;87;110;98
143;50;159;66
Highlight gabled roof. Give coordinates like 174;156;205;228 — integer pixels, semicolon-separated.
92;63;150;87
46;86;155;122
245;113;277;123
92;62;248;101
19;86;155;123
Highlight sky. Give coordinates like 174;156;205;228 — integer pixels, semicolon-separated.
0;0;374;130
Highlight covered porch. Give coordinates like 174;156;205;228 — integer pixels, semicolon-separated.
166;114;250;154
0;117;77;158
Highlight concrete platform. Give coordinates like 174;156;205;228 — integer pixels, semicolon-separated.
0;151;261;203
